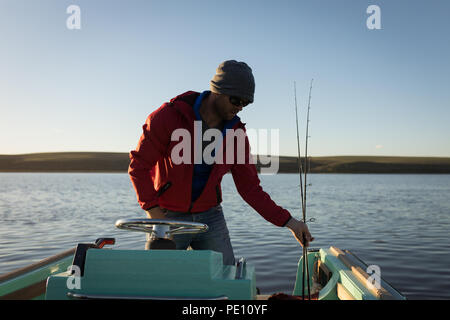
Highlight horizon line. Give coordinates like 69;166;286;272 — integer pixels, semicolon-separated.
1;151;450;159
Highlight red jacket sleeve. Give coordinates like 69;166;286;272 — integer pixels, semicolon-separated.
128;105;172;210
230;135;292;227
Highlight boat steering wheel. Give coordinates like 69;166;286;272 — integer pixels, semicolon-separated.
115;219;209;240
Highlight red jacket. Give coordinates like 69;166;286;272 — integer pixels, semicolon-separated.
128;91;291;227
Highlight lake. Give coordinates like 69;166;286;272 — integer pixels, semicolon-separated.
0;172;449;299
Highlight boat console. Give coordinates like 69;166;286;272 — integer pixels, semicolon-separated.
45;219;257;300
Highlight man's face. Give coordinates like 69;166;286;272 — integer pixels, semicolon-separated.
214;94;250;121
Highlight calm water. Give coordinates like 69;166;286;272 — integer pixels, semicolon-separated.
1;173;449;299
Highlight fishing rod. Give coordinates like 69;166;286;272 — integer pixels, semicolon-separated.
294;79;314;300
303;79;314;300
294;81;307;299
303;79;313;219
294;81;305;216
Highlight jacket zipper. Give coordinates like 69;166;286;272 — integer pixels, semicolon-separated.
157;181;172;197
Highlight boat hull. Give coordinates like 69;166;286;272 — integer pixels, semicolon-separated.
0;248;75;300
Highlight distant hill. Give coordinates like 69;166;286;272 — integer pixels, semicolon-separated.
1;152;450;173
0;152;129;173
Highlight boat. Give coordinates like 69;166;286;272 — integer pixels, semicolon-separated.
0;218;406;300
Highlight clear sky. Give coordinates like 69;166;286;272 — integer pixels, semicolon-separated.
1;0;449;157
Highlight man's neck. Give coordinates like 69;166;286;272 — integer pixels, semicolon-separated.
199;94;224;129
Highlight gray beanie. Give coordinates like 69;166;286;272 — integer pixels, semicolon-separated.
210;60;255;103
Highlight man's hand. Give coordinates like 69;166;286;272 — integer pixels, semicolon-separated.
145;206;167;219
286;217;314;247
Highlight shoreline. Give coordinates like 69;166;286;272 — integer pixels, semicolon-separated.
1;152;450;174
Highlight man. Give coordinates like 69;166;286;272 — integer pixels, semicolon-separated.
129;60;313;265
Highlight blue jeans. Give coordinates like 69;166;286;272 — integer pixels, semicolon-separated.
147;205;235;265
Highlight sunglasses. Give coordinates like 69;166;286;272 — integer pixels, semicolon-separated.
229;96;250;108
